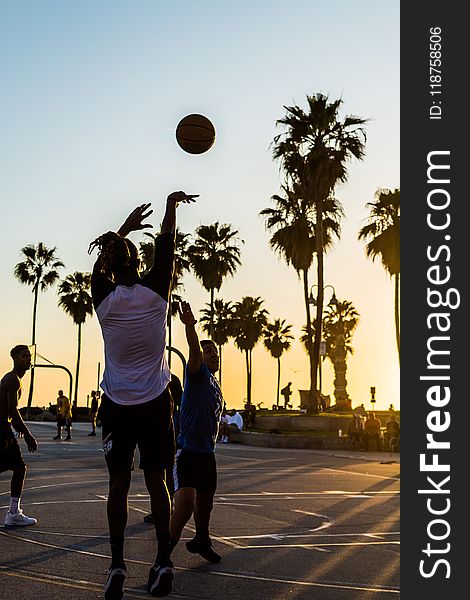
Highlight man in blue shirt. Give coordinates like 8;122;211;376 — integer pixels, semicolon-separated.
169;301;223;563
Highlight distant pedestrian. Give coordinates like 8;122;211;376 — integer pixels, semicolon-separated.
363;412;382;450
348;413;364;450
280;382;292;408
88;390;100;436
53;389;72;440
1;345;38;527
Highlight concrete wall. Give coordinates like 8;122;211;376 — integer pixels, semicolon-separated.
254;414;352;432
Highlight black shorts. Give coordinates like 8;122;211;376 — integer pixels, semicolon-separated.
100;389;175;474
0;423;25;473
173;448;217;494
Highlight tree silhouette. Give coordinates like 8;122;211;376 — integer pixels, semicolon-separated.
57;272;93;407
14;243;64;411
233;296;268;406
272;93;367;412
263;318;293;407
260;183;343;411
358;188;400;361
188;222;243;337
200;299;235;387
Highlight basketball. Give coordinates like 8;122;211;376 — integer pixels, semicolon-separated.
176;113;216;155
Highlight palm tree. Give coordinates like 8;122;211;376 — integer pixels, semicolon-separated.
272;93;367;413
233;297;268;406
300;299;359;409
200;299;235;388
263;318;294;407
187;223;243;337
140;229;191;367
14;243;65;410
358;188;400;361
260;182;343;412
57;272;93;407
322;300;359;409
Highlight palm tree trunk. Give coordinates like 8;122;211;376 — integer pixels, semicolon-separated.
26;283;40;412
302;269;315;409
218;344;223;388
245;350;251;406
210;287;215;338
276;357;281;407
311;198;325;415
395;273;400;363
74;322;82;408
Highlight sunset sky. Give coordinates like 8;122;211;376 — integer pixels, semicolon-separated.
0;1;399;412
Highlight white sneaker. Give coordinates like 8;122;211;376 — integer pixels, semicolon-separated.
5;509;37;527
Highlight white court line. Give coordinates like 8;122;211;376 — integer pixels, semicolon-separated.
224;531;400;540
0;530;399;594
242;540;400;549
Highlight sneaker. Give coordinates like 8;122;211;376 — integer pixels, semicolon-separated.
186;537;221;563
104;566;126;600
147;562;174;597
52;435;61;440
64;435;72;441
143;513;154;524
5;509;37;527
88;431;96;436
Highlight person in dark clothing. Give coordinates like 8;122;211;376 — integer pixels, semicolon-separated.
169;301;224;564
88;192;196;599
1;345;38;527
88;390;100;436
144;372;183;523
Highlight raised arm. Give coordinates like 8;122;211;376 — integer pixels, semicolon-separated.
179;301;203;373
161;192;198;235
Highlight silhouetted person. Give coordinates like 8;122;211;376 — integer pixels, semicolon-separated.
169;301;224;564
53;389;72;440
281;382;292;408
1;345;38;526
88;390;100;436
88;192;196;599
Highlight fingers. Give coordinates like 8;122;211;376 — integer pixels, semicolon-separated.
167;191;199;204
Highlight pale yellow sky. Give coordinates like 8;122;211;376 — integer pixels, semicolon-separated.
1;1;399;412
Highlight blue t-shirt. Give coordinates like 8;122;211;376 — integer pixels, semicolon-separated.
177;363;223;453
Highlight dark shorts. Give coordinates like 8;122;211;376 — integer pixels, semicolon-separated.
173;448;217;494
57;416;71;427
0;423;25;473
99;389;175;474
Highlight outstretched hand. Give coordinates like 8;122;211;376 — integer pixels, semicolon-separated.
179;301;197;326
167;191;199;206
118;203;153;237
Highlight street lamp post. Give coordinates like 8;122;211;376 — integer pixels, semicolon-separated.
308;285;338;412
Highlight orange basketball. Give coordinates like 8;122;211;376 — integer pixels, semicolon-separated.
176;114;216;155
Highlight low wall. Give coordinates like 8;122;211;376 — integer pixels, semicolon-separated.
231;430;352;450
254;414;352;433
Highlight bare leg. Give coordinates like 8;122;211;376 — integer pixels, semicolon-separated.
170;487;196;544
107;471;131;567
144;469;172;564
11;465;26;499
193;491;214;533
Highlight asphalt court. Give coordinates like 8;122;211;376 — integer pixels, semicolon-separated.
0;422;400;599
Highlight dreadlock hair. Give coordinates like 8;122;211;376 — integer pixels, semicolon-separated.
92;231;141;278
